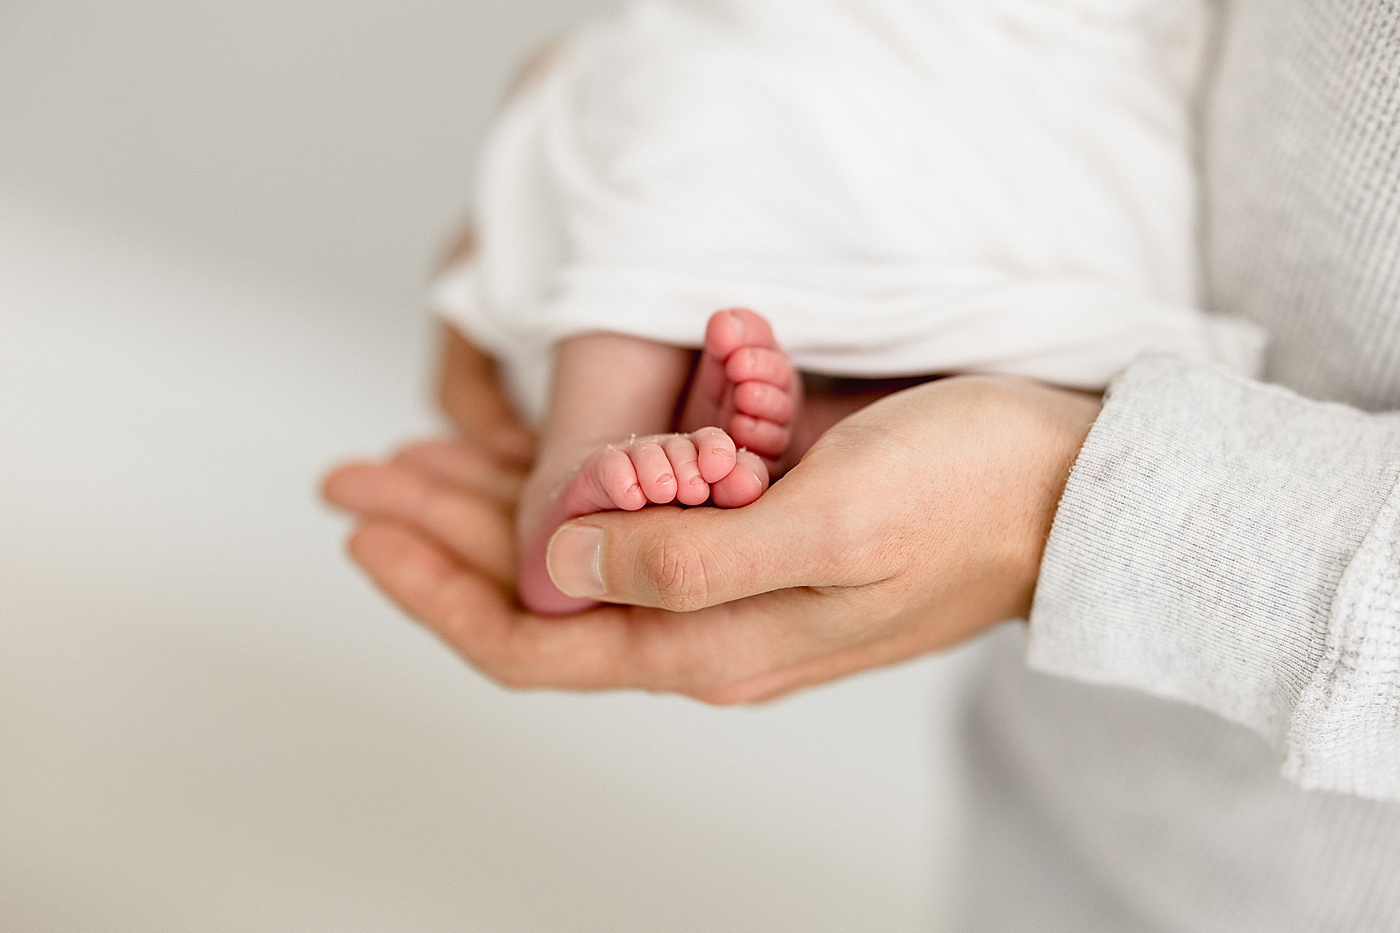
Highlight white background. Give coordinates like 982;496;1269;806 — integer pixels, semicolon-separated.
0;2;974;929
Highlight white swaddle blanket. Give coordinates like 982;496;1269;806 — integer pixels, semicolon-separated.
436;0;1263;422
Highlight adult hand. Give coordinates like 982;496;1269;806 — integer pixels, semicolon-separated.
432;227;536;466
437;325;536;466
323;376;1099;704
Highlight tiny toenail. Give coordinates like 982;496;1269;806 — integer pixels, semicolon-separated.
547;524;606;598
711;447;733;458
626;483;641;498
689;475;707;486
657;473;674;486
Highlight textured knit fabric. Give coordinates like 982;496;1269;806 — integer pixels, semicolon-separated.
968;0;1400;929
1030;357;1400;796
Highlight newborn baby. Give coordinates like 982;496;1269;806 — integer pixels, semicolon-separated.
436;0;1265;614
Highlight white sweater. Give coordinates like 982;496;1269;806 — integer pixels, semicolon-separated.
978;1;1400;929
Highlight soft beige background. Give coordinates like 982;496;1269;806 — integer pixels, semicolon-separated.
0;2;973;929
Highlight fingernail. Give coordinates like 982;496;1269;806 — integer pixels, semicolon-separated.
547;524;606;598
726;309;745;339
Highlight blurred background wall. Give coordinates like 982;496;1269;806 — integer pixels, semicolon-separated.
0;2;973;930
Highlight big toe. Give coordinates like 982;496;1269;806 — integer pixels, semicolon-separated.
710;448;769;508
704;307;778;362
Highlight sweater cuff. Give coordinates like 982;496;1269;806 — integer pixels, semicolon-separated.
1027;355;1400;764
1285;477;1400;798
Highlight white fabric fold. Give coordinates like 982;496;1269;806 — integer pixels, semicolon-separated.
1287;475;1400;799
437;0;1264;421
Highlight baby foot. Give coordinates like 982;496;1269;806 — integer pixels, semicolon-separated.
678;308;803;470
518;427;768;615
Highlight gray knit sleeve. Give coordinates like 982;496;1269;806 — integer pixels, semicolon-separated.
1027;355;1400;800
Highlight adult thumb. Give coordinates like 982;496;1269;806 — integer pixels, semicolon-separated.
544;480;861;612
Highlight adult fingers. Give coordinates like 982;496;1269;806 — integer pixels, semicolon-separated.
437;324;537;466
389;439;524;507
544;468;883;612
348;520;604;688
347;519;726;693
352;519;898;700
324;460;516;584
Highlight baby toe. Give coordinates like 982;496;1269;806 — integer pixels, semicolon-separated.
627;440;678;504
691;425;739;484
729;414;790;461
710;448;769;508
733;379;795;426
724;346;792;389
662;435;710;506
597;446;647;510
704;307;778;362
